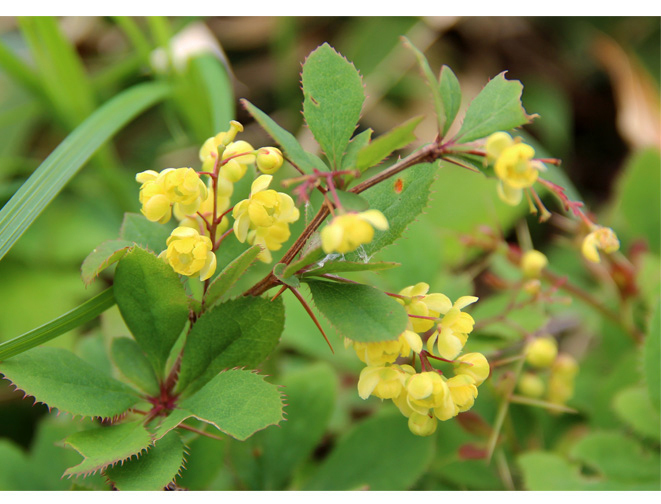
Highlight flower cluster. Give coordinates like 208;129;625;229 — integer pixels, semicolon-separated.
485;132;546;206
351;282;488;436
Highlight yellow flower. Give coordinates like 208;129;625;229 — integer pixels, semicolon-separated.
357;365;408;400
486;132;545;205
582;226;620;263
160;227;217;280
352;333;413;367
136;170;171;223
405;371;450;415
521;250;548;278
221;140;256;182
427;296;479;360
162;168;209;215
447;374;478;412
256;147;284;175
232;175;300;243
199;121;244;173
320;210;389;254
397;282;452;333
453;352;490;386
247;220;292;263
408;412;438;437
525;336;558;368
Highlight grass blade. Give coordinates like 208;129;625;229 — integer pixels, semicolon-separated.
0;80;171;262
0;288;116;361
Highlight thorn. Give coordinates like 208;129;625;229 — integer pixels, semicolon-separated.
288;286;334;353
270;284;287;302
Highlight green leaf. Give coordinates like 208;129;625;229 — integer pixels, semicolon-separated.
177;296;285;396
342;129;372;171
303;411;435;490
204;245;262;308
439;65;461;137
283;245;324;277
113;247;190;376
0;439;31;490
273;262;301;288
158;369;284;441
190;53;234;135
305;260;399;276
306;280;408;342
456;72;534;143
644;299;661;410
345;161;437;261
518;452;594;490
356;116;423;172
229;363;338;490
0;81;170;262
110;337;160;396
242;99;325;173
80;239;133;286
175;308;242;394
334;189;369;212
402;37;445;136
63;421;153;477
119;212;173;254
0;38;44;99
612;387;661;441
0;347;138;418
0;288;115;361
302;43;365;169
105;431;185;491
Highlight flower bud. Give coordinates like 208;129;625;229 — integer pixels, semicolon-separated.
518;372;545;398
453;352;490;386
408;412;438;437
521;250;548;278
526;336;558;368
256;147;284;174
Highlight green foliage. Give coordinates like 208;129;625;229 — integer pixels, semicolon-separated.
644;299;661;410
158;369;284;441
306;260;399;276
119;213;173;254
302;411;436;490
306;279;408;342
105;431;185;490
110;337;160;396
342;129;372;171
612;387;661;441
0;347;138;418
204;245;261;308
456;72;533;143
113;247;190;376
333;189;370;212
302;43;365;169
63;421;153;477
80;239;133;286
438;66;462;137
356;116;423;172
273;262;301;288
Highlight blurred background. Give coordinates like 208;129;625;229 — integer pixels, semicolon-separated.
0;16;659;490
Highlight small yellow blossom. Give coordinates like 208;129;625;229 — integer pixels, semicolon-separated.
453;352;490;386
526;336;558;368
547;354;579;405
174;177;232;237
160;227;216;280
447;374;478;412
137;168;207;224
320;210;389;254
408;412;438;437
521;250;548;278
136;170;171;223
247;221;292;263
518;372;545;398
405;371;449;415
256;147;284;174
397;282;452;333
582;226;620;263
352;333;413;367
427;296;478;360
357;365;409;400
199;121;244;173
221;140;256;182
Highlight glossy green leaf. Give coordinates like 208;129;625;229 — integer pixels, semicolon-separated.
0;347;138;419
345;161;437;261
80;239;133;286
283;245;324;278
0;288;115;361
113;247;190;376
0;81;170;262
242;99;325;173
302;43;365;169
613;387;661;441
273;262;301;288
204;245;261;308
456;72;534;143
177;296;285;396
356;116;423;172
303;411;435;490
334;189;369;212
439;65;461;137
305;260;399;277
119;212;173;254
105;431;185;491
644;299;661;410
342;129;372;171
110;337;160;396
306;280;408;342
63;421;153;477
157;369;284;441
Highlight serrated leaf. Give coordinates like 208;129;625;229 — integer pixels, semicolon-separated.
110;337;160;396
306;280;408;342
356;116;423;172
113;247;190;377
204;245;261;308
302;43;365;169
342;129;372;171
242;99;323;173
105;431;185;490
612;387;661;441
119;212;173;254
644;299;661;410
305;260;399;276
334;189;369;212
272;262;301;288
175;308;241;394
81;239;133;286
157;369;284;441
456;72;534;143
303;411;435;490
439;65;461;137
345;161;437;261
178;296;285;396
0;347;138;419
63;421;153;477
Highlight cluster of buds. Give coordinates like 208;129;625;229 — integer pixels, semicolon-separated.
135;121;294;279
351;282;489;436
